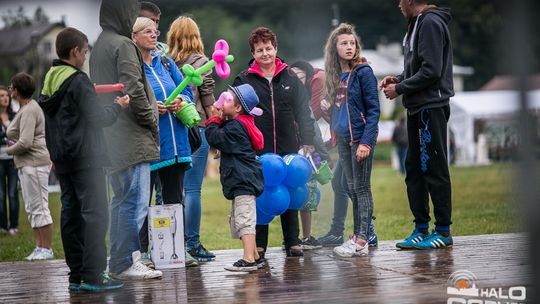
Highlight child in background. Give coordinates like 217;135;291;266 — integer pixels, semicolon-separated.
205;84;264;272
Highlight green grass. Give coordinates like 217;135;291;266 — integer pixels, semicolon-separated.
0;164;518;262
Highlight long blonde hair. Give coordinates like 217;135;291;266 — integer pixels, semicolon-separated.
323;23;363;103
167;16;205;62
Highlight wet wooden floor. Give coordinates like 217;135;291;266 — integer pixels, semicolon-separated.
0;233;529;304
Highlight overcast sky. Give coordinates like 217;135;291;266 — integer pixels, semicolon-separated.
0;0;101;43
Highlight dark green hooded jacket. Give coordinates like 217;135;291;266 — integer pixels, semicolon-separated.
90;0;159;173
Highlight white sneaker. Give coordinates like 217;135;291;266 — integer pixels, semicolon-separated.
140;252;155;269
33;248;54;260
333;236;369;258
25;247;41;261
113;251;162;280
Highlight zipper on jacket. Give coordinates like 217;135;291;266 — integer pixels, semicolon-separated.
150;65;178;157
269;82;277;154
438;89;442;98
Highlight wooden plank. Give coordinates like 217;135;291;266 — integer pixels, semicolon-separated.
0;233;530;304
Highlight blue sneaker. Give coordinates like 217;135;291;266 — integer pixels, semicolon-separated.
368;221;378;247
413;230;453;249
79;273;124;293
188;244;216;261
396;229;429;249
68;283;81;293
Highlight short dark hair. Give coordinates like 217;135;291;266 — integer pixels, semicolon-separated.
140;1;161;16
248;27;277;53
11;73;35;99
56;27;88;60
291;61;315;83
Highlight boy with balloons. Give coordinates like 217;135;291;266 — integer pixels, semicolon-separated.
205;84;265;272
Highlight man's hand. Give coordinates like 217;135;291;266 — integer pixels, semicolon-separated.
301;145;315;156
114;94;130;109
383;83;399;100
379;76;399;89
356;144;371;161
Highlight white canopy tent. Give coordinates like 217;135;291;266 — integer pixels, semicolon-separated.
448;90;540;165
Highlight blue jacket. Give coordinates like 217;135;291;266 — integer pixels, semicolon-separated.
144;55;194;171
333;64;380;149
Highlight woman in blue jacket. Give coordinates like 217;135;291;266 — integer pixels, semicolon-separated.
324;23;380;258
132;17;193;259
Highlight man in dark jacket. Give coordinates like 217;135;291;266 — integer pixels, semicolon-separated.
90;0;162;280
39;27;128;293
233;27;315;258
381;0;454;250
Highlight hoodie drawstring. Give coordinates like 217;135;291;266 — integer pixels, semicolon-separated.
402;14;422;53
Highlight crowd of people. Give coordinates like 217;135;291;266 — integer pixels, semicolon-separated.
0;0;455;293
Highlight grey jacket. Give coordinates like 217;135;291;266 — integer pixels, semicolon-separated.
396;7;454;114
89;0;159;173
176;53;216;126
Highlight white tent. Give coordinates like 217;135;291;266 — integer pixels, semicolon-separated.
449;90;540;165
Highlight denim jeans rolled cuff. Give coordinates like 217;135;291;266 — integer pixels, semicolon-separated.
109;163;151;274
329;158;349;236
336;137;374;241
184;127;209;250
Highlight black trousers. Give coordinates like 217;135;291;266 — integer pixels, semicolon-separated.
140;163;186;253
0;159;19;230
256;209;301;251
57;168;109;284
405;105;452;227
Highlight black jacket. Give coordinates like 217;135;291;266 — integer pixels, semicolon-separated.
38;60;121;174
233;58;315;156
205;117;264;200
396;7;454;114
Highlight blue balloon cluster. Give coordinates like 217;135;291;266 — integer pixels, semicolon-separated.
256;153;313;224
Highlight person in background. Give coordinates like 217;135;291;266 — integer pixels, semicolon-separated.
381;0;454;250
167;15;216;262
323;23;380;258
233;27;315;259
290;60;331;250
90;0;162;280
39;27;128;293
392;116;408;175
205;84;264;272
6;73;53;261
0;85;19;236
132;16;197;268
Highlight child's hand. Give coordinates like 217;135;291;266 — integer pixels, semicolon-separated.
356;144;371;161
210;106;222;118
114;94;130;109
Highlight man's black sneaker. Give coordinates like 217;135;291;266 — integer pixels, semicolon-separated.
79;274;124;293
188;244;216;261
317;233;344;247
286;246;304;257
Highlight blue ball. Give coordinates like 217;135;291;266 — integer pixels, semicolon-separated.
288;184;310;210
283;154;312;188
256;184;290;216
256;207;274;225
259;153;287;187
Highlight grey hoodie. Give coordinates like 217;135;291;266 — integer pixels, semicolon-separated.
90;0;159;173
396;7;455;114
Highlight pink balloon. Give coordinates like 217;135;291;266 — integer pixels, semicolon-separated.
212;39;231;79
214;91;234;110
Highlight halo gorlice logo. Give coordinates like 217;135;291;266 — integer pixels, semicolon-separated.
446;270;526;304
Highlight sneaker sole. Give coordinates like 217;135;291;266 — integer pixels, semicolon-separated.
301;244;322;250
192;257;215;262
414;244;453;250
224;266;258;272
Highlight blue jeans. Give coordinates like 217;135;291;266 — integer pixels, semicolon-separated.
337;137;374;240
109;163;150;273
329;159;349;236
183;127;209;250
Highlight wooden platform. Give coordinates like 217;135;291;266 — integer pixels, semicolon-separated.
0;233;530;303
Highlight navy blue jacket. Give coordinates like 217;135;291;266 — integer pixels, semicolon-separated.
341;64;380;149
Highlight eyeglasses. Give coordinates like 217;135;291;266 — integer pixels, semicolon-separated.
136;29;160;37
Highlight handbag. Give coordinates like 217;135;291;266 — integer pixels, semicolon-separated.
188;125;202;153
